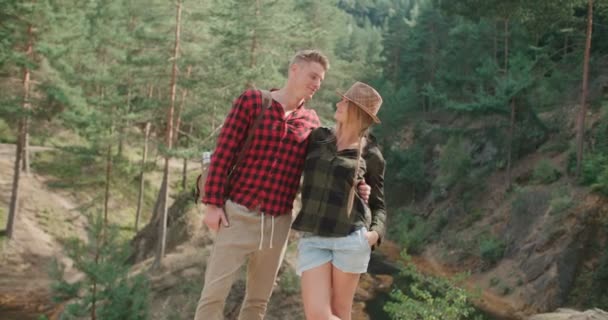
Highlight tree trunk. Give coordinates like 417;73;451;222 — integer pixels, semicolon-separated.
576;0;594;177
427;16;437;112
392;45;401;84
117;85;132;159
503;18;509;73
6;122;25;239
182;125;193;190
246;0;260;89
173;65;191;147
151;175;167;224
154;0;182;269
6;23;34;239
21;23;34;174
103;143;112;226
91;278;97;320
212;104;216;131
494;20;499;66
135;122;151;232
503;18;513;188
22;122;30;174
563;34;569;59
506;99;516;189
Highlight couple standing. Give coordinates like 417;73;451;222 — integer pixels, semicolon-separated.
195;50;386;320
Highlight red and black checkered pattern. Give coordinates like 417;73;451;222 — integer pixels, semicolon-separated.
203;89;320;216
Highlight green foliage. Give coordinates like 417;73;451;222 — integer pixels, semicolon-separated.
549;188;573;216
0;118;15;143
591;238;608;309
478;235;505;266
32;146;105;189
532;159;561;184
278;268;300;295
385;144;430;200
580;153;608;196
389;205;470;255
50;213;149;320
437;137;472;188
384;254;484;320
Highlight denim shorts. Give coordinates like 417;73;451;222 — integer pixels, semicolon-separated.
296;227;371;275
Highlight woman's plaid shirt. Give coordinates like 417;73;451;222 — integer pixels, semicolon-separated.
292;128;387;243
202;89;320;216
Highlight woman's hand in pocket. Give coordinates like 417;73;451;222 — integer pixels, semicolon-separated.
365;230;379;247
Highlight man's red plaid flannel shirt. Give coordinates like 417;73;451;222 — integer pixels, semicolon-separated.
202;89;320;216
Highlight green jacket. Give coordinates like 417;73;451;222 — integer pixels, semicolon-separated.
292;127;386;245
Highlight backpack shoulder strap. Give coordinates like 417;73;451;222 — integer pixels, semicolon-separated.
229;89;273;176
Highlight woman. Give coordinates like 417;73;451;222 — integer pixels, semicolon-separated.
292;81;386;320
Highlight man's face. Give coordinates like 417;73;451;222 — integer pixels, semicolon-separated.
291;61;325;101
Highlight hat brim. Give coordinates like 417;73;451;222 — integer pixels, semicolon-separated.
336;90;381;124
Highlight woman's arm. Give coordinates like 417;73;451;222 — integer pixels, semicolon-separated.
364;147;386;247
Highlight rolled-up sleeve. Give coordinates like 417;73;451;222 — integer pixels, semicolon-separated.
365;149;386;247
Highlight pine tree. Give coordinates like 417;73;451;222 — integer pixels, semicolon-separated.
50;214;149;320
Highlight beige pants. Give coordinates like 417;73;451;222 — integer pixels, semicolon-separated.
194;200;292;320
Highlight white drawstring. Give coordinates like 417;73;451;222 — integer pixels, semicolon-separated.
258;213;276;250
269;216;275;249
258;213;265;250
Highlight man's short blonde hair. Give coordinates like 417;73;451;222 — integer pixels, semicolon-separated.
290;49;330;71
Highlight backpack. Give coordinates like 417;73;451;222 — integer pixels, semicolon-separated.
194;90;273;203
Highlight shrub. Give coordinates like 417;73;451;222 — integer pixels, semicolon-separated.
388;209;434;255
50;213;149;320
479;236;505;265
580;154;608;196
278;269;300;295
532;159;560;184
549;188;573;215
591;225;608;309
591;166;608;196
384;254;483;320
387;145;431;199
437;137;472;188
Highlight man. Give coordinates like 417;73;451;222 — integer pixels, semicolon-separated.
195;50;367;320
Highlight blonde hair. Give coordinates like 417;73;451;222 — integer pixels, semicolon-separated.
337;102;375;216
290;49;330;71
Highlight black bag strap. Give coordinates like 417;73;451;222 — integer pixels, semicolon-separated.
229;89;272;175
194;90;273;204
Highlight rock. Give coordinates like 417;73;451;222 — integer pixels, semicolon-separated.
527;308;608;320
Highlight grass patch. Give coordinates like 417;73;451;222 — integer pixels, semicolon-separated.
0;118;15;143
0;206;6;231
36;208;79;240
32;146;105;189
32;146;164;232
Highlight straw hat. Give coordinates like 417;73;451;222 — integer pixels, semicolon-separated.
336;81;382;124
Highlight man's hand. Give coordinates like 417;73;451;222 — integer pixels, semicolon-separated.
203;205;229;232
357;181;371;203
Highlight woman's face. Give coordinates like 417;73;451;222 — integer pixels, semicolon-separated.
334;97;350;124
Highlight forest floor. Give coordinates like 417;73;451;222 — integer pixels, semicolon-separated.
0;143;82;319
